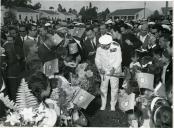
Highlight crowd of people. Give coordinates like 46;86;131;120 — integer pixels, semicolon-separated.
0;18;173;127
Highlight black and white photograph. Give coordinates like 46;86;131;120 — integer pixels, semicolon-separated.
0;0;173;127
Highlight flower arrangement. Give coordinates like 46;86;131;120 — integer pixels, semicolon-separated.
49;75;89;127
70;62;101;96
0;79;57;127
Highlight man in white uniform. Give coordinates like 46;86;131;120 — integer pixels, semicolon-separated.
95;35;122;111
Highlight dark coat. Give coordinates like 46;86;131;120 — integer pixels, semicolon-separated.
165;61;172;85
81;36;99;63
3;42;24;77
121;33;142;67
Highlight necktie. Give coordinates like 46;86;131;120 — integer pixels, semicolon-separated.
91;40;96;50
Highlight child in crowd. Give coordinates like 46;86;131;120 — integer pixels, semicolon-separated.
129;51;141;71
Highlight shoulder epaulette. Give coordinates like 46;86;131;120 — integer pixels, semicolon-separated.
112;41;120;46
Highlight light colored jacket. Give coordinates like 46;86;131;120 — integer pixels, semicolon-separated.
95;42;122;74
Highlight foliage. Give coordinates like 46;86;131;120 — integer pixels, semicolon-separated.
148;10;163;21
57;4;63;12
79;3;98;23
0;93;17;111
49;6;54;10
97;8;110;21
2;0;31;8
28;2;41;10
16;79;38;111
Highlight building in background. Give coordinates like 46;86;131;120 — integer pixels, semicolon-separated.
58;12;77;21
108;8;152;21
11;7;40;22
39;10;60;21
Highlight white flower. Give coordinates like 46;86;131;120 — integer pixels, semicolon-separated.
20;108;36;122
5;112;20;126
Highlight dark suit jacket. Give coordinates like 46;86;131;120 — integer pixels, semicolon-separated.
3;42;23;77
81;36;99;63
14;36;25;60
165;61;172;85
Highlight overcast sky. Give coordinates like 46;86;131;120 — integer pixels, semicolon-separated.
31;0;173;13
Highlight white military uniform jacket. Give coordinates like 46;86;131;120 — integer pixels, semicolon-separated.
95;41;122;74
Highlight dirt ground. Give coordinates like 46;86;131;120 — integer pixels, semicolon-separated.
83;87;129;127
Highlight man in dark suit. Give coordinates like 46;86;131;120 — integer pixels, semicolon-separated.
0;46;6;117
82;27;99;63
3;36;23;101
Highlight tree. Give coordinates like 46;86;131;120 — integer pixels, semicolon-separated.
79;5;98;23
2;0;31;8
57;4;63;12
79;6;86;16
62;8;66;12
49;6;54;10
89;2;92;8
72;9;77;14
32;2;41;10
68;8;72;13
148;10;162;21
105;8;110;14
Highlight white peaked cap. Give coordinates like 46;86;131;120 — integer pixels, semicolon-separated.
125;23;133;29
99;35;113;45
148;22;155;25
45;23;51;27
161;24;171;31
105;19;113;24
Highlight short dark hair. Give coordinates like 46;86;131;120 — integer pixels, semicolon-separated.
111;24;121;33
152;24;163;32
86;27;94;32
19;24;26;29
27;71;50;102
8;25;17;31
160;34;172;47
26;23;37;32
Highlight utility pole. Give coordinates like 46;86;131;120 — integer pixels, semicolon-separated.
144;1;146;19
165;1;168;20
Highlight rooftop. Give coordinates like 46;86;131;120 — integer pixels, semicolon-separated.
14;7;39;13
110;8;144;16
40;10;59;15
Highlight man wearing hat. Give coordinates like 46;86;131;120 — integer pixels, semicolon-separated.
95;35;122;111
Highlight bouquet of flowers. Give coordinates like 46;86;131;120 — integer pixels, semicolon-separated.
50;75;89;127
70;62;101;96
0;79;57;127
